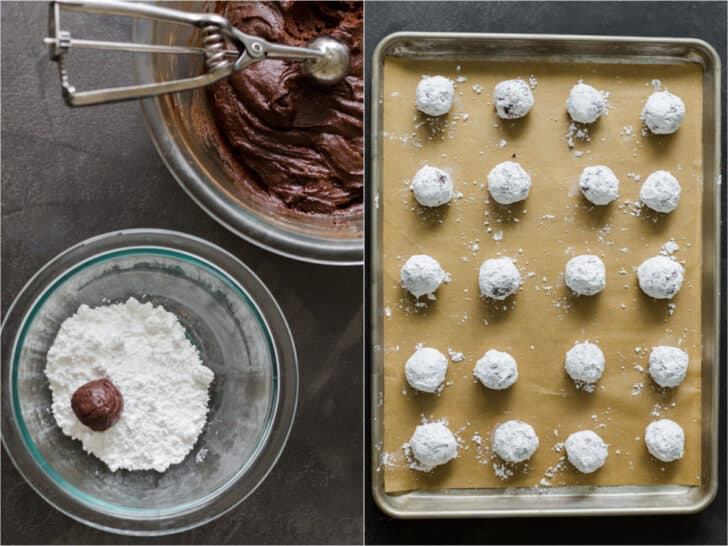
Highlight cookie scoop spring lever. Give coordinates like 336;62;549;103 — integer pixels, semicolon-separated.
44;0;350;106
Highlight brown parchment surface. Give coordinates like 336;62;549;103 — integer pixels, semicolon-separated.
380;58;703;493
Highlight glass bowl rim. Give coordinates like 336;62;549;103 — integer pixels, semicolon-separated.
132;17;364;267
1;229;299;536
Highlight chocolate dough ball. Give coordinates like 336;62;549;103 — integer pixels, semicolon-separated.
645;419;685;462
566;82;606;124
71;378;123;432
642;90;685;134
640;170;681;213
565;430;608;473
416;75;454;117
637;256;684;299
579;166;619;205
411;165;454;207
493;79;534;119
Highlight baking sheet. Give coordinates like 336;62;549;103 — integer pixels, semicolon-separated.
380;58;703;493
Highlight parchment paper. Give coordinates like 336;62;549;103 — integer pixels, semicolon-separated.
380;58;703;493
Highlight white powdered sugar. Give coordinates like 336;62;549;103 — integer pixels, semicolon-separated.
640;170;681;213
648;346;688;388
645;419;685;462
405;347;449;393
579;166;619;205
565;430;608;473
487;161;532;205
493;79;534;119
492;420;539;463
479;258;522;300
641;90;685;134
416;75;454;117
637;256;684;299
408;422;458;470
474;349;519;390
401;254;446;298
565;342;605;385
411;165;454;207
45;298;214;472
566;82;606;124
565;255;606;296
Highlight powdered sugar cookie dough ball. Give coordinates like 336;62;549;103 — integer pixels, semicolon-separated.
648;346;688;388
479;258;522;300
640;170;681;213
637;256;684;299
400;255;446;298
579;166;619;205
566;82;606;124
493;420;539;463
642;90;685;134
493;79;534;119
645;419;685;462
409;422;458;470
565;430;608;473
474;350;518;390
565;342;605;384
416;75;454;117
405;347;448;393
411;165;453;207
487;161;531;205
565;255;606;296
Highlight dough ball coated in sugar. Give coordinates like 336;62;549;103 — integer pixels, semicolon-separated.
400;255;446;298
565;342;605;384
479;258;522;300
474;350;518;390
416;75;454;117
637;256;684;299
405;347;448;393
411;165;453;207
493;79;534;119
565;255;606;296
493;420;539;463
642;90;685;134
409;422;458;470
640;170;681;213
566;82;606;124
648;346;688;388
579;166;619;205
487;161;531;205
565;430;608;473
645;419;685;462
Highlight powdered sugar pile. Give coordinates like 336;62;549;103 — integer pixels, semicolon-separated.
45;298;214;472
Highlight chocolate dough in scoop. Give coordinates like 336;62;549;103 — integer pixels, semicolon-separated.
201;1;363;217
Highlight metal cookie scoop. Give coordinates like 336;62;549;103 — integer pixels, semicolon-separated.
44;0;351;106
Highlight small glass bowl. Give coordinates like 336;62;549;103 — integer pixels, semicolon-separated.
133;3;363;266
1;229;298;535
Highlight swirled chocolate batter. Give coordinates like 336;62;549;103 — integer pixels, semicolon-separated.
200;1;363;217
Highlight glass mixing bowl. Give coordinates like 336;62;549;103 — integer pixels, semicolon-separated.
1;229;298;535
133;3;363;265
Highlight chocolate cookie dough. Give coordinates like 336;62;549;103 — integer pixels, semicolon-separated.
71;378;123;432
201;1;363;217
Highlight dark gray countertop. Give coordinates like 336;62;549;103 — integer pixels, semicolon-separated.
364;1;727;544
0;2;362;544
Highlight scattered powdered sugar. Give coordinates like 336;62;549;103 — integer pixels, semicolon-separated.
195;448;208;464
660;239;680;256
566;122;591;149
45;298;214;472
448;348;465;362
493;461;514;480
